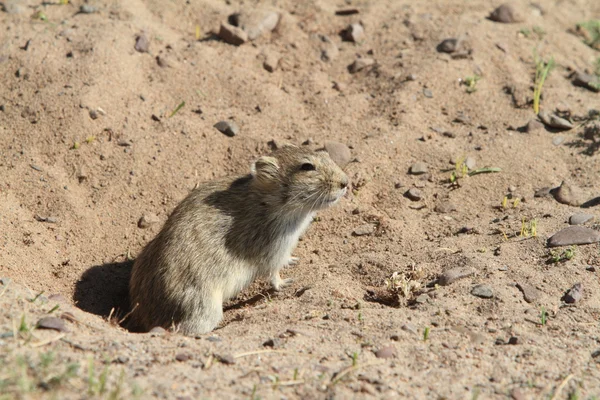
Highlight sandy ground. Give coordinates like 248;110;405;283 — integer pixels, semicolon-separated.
2;0;600;398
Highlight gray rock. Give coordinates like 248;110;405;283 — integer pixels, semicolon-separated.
538;111;573;130
569;213;594;225
438;267;474;286
414;293;428;303
235;10;280;40
263;51;280;72
434;202;456;213
374;346;396;359
342;23;365;43
353;224;375;236
405;188;422;201
135;33;150;53
489;4;522;23
214;120;240;137
437;38;459;53
573;72;600;93
175;353;191;362
516;283;540;303
471;284;493;298
349;58;374;73
324;141;351;168
138;213;159;229
526;119;544;133
217;23;248;46
552;180;586;206
547;226;600;247
80;4;97;14
423;88;433;98
563;283;583;304
37;317;67;332
409;162;428;175
401;323;417;333
465;156;476;170
552;136;565;146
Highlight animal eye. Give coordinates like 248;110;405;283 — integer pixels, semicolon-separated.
300;162;315;171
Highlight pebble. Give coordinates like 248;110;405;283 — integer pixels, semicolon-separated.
563;283;583;304
374;346;396;359
488;4;522;23
319;35;339;62
525;119;544;133
507;336;519;345
409;162;428;175
37;317;67;332
175;353;191;362
349;58;374;73
404;188;422;201
438;267;474;286
216;354;236;365
218;23;248;46
262;338;281;348
235;10;280;41
341;23;365;42
547;226;600;247
263;51;280;73
353;224;375;236
464;156;476;170
552;180;586;206
569;213;594;225
414;294;428;303
552;136;565;146
437;38;459;53
516;283;540;303
434;202;456;214
138;213;159;229
572;72;600;93
324;141;351;169
116;356;129;364
538;111;573;130
80;4;97;14
471;284;493;298
135;33;150;53
423;88;433;98
89;109;99;120
401;323;417;334
214;120;239;137
335;8;359;16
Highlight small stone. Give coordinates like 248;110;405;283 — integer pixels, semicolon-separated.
489;4;522;23
534;187;552;198
569;213;594;225
437;38;459;53
335;8;359;16
324;141;351;169
217;23;248;46
401;323;417;333
37;317;67;332
526;119;544;133
552;181;586;206
563;283;583;304
138;213;159;229
464;156;476;170
116;355;129;364
507;336;519;345
348;58;374;73
404;188;422;201
353;224;375;236
438;267;475;286
156;56;170;68
538;111;573;130
516;283;540;303
206;336;221;342
586;266;596;272
89;109;98;120
572;72;600;93
547;226;600;247
443;131;456;138
263;52;280;72
118;139;133;147
79;4;97;14
216;354;236;365
471;284;493;299
434;202;456;214
552;136;565;146
409;162;428;175
214;120;239;137
135;33;150;53
374;346;396;359
262;338;281;348
341;23;364;43
176;353;191;362
235;10;280;41
423;88;433;98
414;294;428;304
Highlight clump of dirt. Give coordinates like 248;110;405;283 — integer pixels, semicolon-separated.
2;0;600;398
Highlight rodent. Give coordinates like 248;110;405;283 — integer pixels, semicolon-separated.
127;144;349;335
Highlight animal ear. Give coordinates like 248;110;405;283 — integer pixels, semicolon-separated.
252;156;279;186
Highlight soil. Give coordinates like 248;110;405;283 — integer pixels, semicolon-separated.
1;0;600;398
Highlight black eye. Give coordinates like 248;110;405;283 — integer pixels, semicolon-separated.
300;162;315;171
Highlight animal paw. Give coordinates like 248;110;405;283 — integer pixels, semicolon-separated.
272;275;294;291
287;257;300;266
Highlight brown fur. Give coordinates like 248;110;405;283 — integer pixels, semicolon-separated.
128;145;348;335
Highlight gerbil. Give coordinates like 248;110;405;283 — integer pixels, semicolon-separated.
128;144;349;335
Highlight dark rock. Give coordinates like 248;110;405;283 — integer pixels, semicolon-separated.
214;120;239;137
437;38;459;53
374;346;396;359
489;4;522;23
135;33;150;53
516;283;540;303
217;23;248;46
471;284;493;298
507;336;519;345
538;111;573;130
569;213;594;225
547;226;600;247
262;338;281;348
563;283;583;304
176;353;191;362
404;188;422;201
37;317;67;332
341;23;364;42
348;58;374;73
